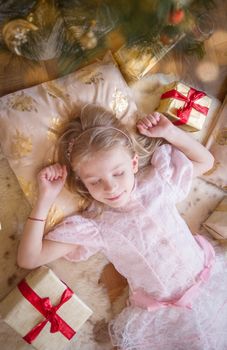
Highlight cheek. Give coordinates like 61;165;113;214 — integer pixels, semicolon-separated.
86;185;102;198
130;174;135;186
129;165;136;178
123;172;135;188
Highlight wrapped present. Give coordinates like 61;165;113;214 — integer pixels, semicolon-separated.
202;95;227;191
157;81;212;132
203;196;227;240
0;266;93;350
114;34;184;81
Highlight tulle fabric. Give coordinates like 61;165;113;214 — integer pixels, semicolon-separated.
109;248;227;350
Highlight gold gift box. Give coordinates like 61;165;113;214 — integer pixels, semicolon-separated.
203;196;227;240
0;266;93;350
157;82;212;132
114;35;184;81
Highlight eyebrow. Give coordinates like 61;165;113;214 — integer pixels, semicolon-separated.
83;163;124;180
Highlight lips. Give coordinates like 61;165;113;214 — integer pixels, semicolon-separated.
106;192;124;201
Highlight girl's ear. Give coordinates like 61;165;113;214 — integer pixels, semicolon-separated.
132;153;139;173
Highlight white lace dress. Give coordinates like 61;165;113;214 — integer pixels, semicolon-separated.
45;145;227;350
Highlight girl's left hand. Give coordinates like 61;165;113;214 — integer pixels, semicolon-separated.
37;163;67;204
136;112;173;139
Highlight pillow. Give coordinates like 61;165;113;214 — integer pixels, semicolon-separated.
201;95;227;192
0;52;138;232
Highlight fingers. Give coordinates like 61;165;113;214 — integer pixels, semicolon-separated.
61;165;68;182
38;164;67;182
137;112;161;130
136;124;153;137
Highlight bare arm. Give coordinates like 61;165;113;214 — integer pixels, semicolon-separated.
17;164;76;269
136;113;214;177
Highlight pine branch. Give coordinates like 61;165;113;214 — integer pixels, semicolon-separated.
0;0;36;22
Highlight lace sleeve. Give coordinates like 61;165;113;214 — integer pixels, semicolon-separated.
151;144;193;203
45;214;103;262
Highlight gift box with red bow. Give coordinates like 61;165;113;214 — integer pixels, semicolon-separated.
0;266;93;350
157;82;212;132
203;196;227;240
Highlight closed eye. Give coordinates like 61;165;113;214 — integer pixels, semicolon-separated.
90;179;101;186
113;171;124;177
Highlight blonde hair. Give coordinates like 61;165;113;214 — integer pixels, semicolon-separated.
57;104;162;209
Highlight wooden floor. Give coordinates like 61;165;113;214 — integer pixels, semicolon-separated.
0;0;227;306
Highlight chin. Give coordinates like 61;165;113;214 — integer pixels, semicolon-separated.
107;196;129;208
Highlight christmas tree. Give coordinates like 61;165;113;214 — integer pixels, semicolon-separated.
0;0;216;77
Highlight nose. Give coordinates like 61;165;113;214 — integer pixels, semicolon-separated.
103;179;117;193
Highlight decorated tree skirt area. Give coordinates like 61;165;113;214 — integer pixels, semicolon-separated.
0;74;226;350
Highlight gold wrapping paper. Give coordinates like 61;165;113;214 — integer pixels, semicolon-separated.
0;266;93;350
202;95;227;191
203;196;227;240
114;35;184;81
157;82;212;132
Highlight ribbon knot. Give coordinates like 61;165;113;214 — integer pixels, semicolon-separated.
41;297;54;314
17;279;76;344
40;297;59;332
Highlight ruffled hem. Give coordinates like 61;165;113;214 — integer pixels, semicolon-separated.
108;248;227;350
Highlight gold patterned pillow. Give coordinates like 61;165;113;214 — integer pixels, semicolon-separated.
202;95;227;192
0;52;138;231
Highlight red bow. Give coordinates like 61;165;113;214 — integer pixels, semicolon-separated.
161;87;209;125
18;279;76;344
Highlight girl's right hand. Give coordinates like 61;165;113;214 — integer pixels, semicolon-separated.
37;163;67;204
136;112;173;139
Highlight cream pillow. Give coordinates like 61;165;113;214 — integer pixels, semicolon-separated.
0;52;138;231
201;95;227;192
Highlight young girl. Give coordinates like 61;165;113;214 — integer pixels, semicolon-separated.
18;104;227;350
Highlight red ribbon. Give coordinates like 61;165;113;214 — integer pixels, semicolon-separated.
17;279;76;344
161;87;209;125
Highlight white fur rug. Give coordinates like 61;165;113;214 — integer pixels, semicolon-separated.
0;74;225;350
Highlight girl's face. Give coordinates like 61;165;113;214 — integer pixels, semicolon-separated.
77;146;138;208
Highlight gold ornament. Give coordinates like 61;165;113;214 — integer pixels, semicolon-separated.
68;24;98;49
26;12;35;23
2;19;38;56
68;25;85;40
80;30;98;50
